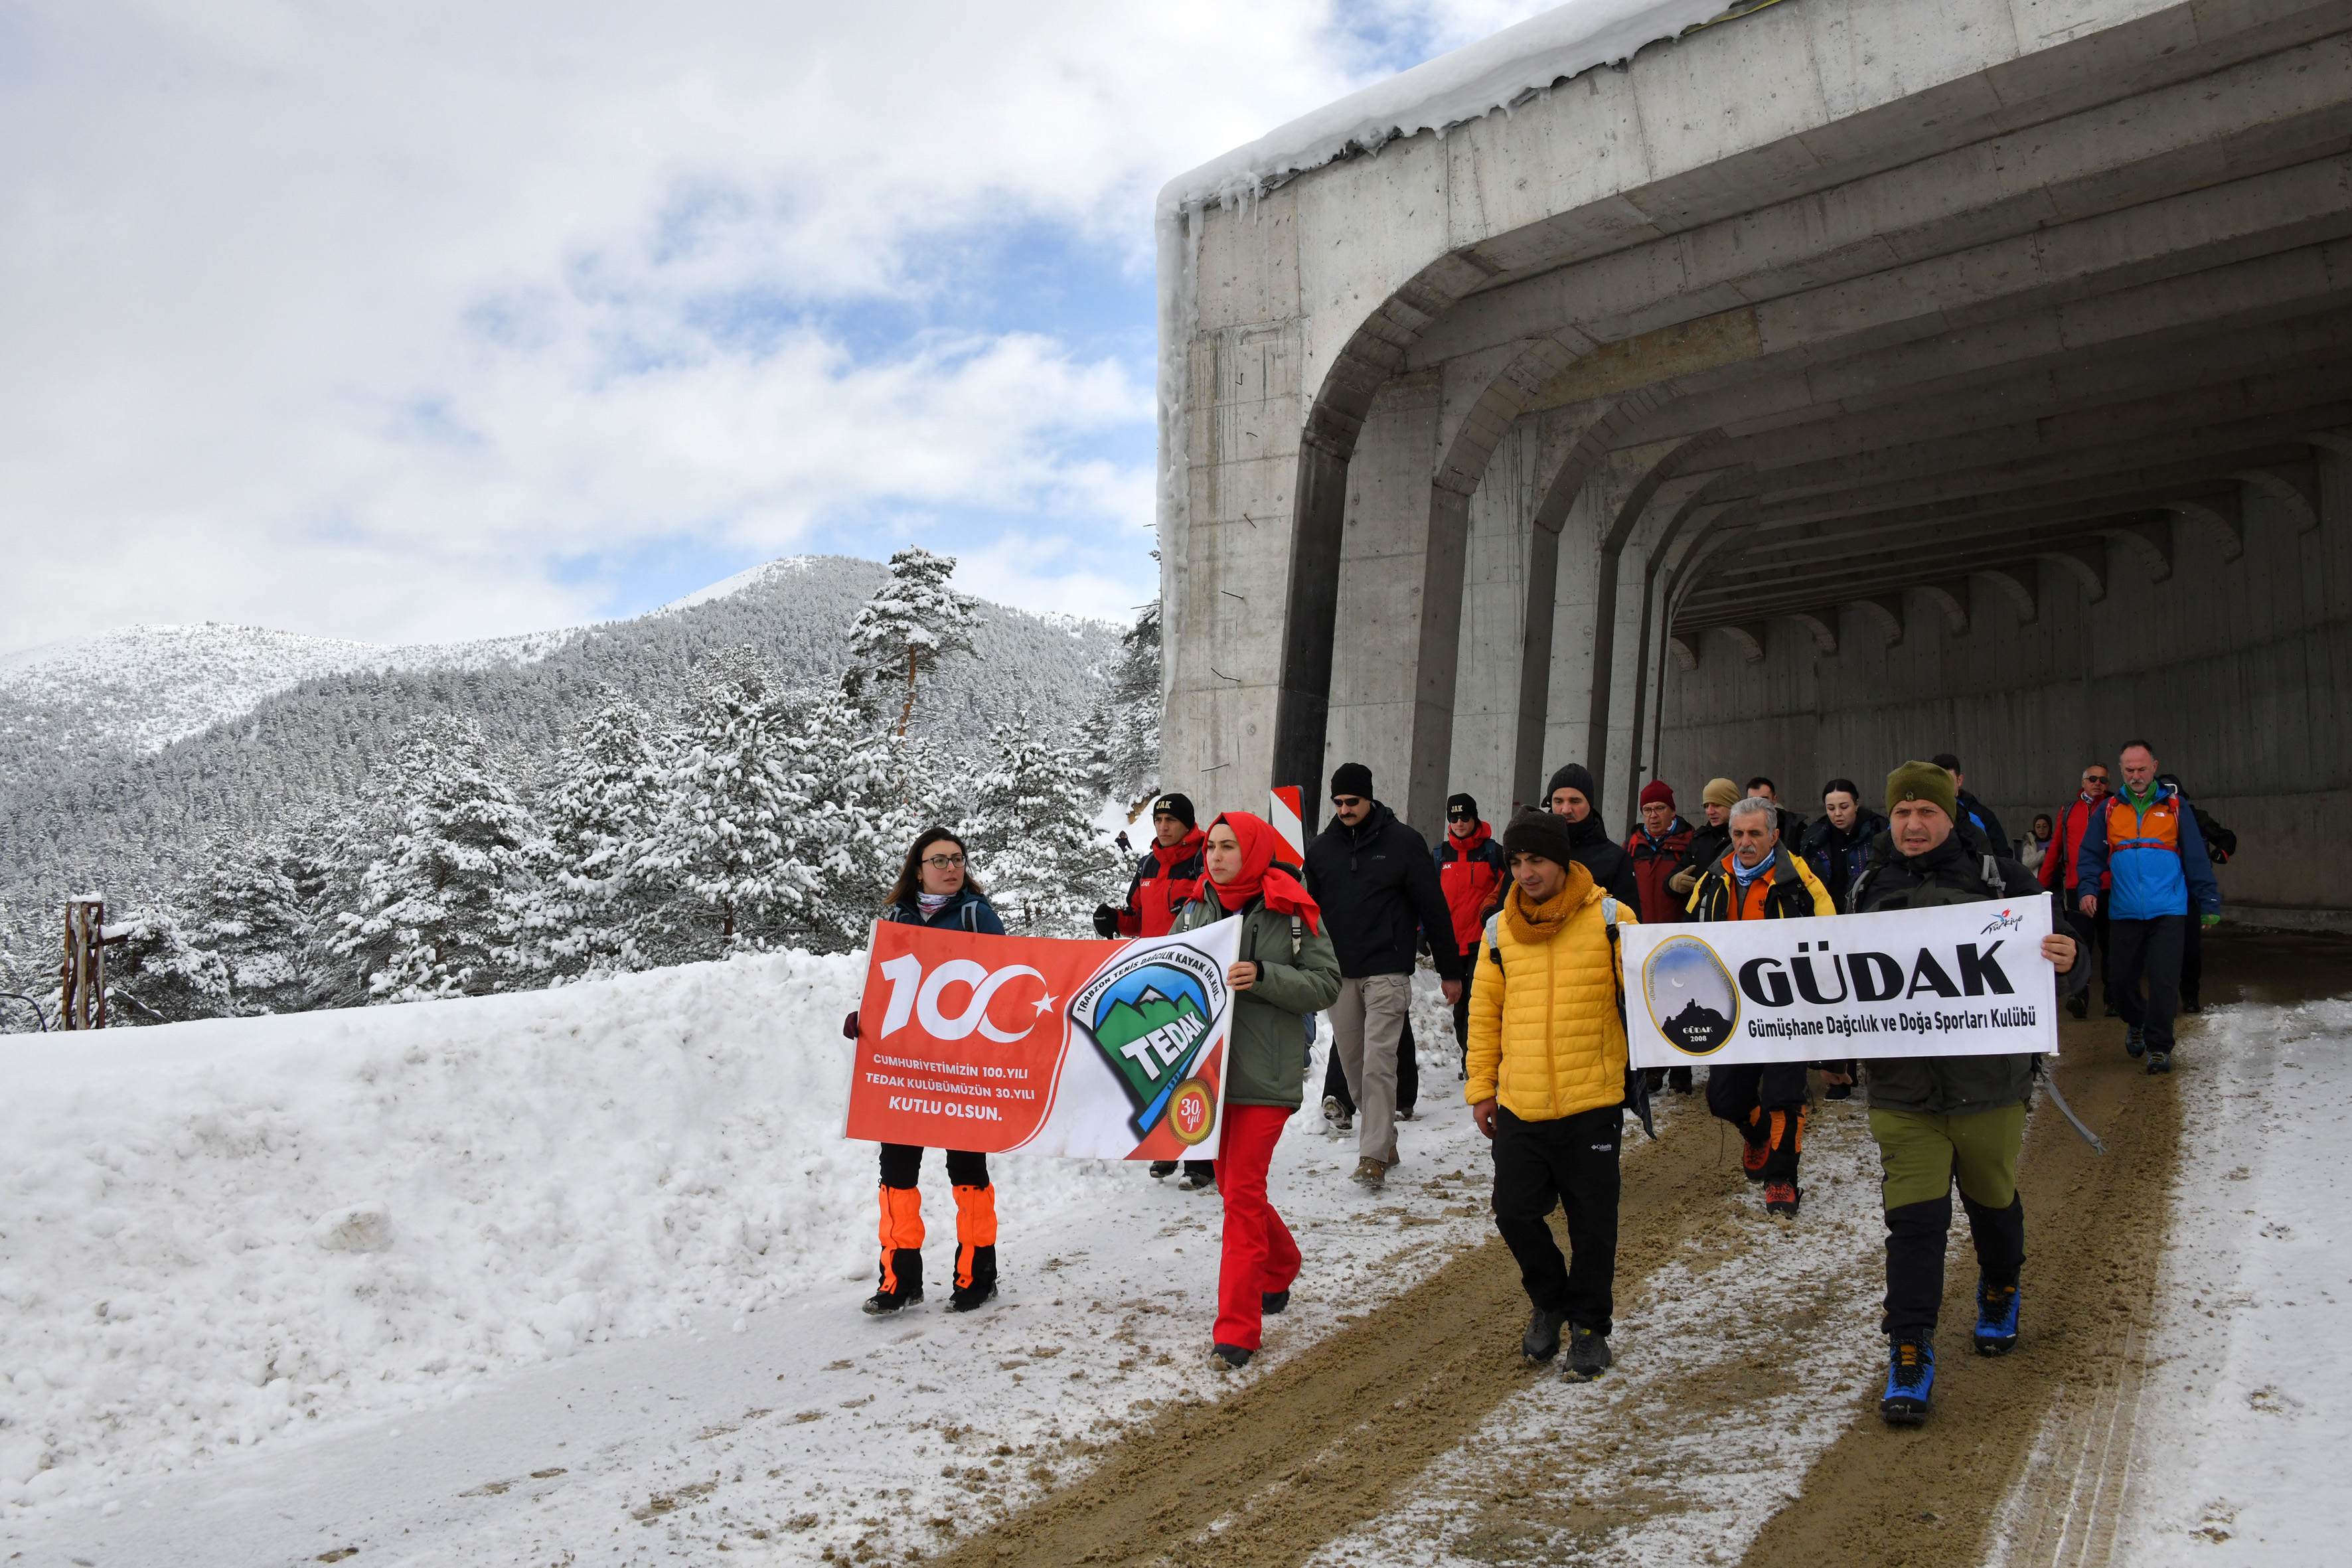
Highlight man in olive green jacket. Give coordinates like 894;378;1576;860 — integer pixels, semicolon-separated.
1173;811;1342;1368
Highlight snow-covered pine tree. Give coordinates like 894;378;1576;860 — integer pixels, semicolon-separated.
100;901;230;1024
523;688;673;978
333;714;539;1003
172;831;344;1014
1083;597;1162;817
633;646;819;956
844;547;981;736
961;712;1123;936
759;686;931;953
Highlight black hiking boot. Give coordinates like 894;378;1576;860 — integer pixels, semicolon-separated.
2125;1025;2146;1059
1522;1306;1568;1363
945;1280;997;1314
1148;1161;1177;1178
1212;1344;1252;1370
1262;1289;1290;1315
2146;1049;2172;1075
1565;1326;1612;1381
862;1287;922;1316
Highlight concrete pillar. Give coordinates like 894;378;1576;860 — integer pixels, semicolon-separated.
1449;418;1541;822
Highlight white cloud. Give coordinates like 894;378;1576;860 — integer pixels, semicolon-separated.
0;0;1555;649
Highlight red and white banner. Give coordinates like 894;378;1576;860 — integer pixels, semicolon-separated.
844;918;1245;1159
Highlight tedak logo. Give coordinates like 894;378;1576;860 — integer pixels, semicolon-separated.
1069;944;1230;1142
1642;936;1739;1056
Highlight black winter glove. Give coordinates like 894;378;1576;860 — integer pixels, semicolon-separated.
1092;904;1121;938
842;1010;860;1042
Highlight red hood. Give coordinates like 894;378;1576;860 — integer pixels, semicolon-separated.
1444;821;1492;855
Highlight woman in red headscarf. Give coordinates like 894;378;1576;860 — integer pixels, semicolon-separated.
1170;811;1342;1368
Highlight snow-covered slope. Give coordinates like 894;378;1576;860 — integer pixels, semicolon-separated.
0;622;576;755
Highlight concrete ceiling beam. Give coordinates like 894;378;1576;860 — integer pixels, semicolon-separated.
2039;542;2110;603
1721;624;1768;664
2236;461;2323;530
1667;635;1699;672
1974;565;2041;625
1919;582;1972;637
2103;514;2176;582
2162;491;2246;562
1784;610;1840;656
1682;514;2161;616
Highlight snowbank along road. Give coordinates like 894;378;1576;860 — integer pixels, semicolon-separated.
1;935;2342;1565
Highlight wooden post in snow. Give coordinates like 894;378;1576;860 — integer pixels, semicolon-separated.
61;896;105;1030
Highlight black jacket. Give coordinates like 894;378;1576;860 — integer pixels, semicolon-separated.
1563;811;1643;912
1956;789;2009;857
1849;832;2084;1117
1302;803;1464;980
1800;811;1886;914
1678;819;1731;883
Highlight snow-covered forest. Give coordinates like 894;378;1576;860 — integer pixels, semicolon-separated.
0;552;1163;1028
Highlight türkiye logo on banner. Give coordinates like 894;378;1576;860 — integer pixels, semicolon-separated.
1618;899;2061;1068
842;919;1243;1159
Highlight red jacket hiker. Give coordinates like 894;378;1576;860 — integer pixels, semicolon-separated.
1626;817;1695;925
1115;827;1207;937
1434;818;1506;955
2040;793;2112;895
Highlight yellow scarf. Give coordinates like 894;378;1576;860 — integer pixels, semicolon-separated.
1501;861;1594;946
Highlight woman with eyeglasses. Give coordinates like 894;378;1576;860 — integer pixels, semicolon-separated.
861;826;1007;1317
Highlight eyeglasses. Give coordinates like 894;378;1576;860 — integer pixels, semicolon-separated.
1332;795;1365;809
2082;775;2108;785
921;854;966;869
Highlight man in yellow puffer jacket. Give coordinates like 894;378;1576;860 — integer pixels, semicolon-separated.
1467;810;1639;1381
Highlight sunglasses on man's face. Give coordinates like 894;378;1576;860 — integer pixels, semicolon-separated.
2083;775;2108;785
1332;795;1366;809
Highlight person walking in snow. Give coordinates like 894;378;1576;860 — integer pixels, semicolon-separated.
1303;764;1463;1191
1435;792;1506;1079
1626;781;1695;1097
1466;809;1639;1382
1849;763;2084;1425
1685;796;1838;1217
1542;764;1643;911
2074;742;2221;1072
1095;793;1214;1188
1172;811;1342;1370
859;827;1008;1317
2040;760;2115;1018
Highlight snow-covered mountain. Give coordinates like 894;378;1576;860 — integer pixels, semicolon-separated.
0;554;1123;953
1;622;576;757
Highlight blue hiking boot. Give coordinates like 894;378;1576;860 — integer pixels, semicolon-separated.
2125;1026;2146;1059
1974;1277;2020;1356
2147;1049;2172;1075
1881;1335;1934;1425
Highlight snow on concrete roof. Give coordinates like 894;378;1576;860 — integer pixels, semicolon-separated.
1160;0;1731;214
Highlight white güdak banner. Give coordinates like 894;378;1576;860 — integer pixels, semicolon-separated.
1618;898;2061;1069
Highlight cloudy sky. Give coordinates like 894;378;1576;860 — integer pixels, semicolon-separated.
1;0;1554;653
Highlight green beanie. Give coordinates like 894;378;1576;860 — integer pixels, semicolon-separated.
1885;760;1959;821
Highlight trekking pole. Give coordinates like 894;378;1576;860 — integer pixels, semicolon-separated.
2037;1071;2106;1155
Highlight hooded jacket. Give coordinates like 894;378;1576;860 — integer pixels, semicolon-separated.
1302;803;1464;980
1115;828;1206;938
2039;793;2111;894
882;887;1005;934
1433;821;1506;953
1686;844;1836;922
1849;830;2084;1115
1625;815;1695;925
1464;864;1636;1122
2075;781;2221;921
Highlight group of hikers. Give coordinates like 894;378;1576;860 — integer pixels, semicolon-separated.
855;739;2228;1427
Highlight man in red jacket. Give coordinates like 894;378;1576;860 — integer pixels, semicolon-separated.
1094;793;1212;1185
1434;793;1505;1077
1625;781;1694;926
2039;762;2113;1018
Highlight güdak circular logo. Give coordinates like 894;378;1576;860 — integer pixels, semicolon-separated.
1642;936;1739;1056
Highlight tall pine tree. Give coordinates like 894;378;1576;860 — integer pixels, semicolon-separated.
962;712;1122;936
1084;597;1162;817
333;715;538;1002
844;547;981;736
522;689;672;978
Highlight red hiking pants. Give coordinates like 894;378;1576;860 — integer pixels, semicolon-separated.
1212;1103;1300;1350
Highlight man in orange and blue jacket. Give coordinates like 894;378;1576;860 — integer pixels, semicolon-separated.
2075;740;2221;1073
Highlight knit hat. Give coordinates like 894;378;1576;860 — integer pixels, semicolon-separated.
1446;792;1478;822
1639;779;1676;809
1703;777;1741;810
1149;792;1196;829
1501;809;1577;866
1330;761;1374;801
1545;763;1599;809
1886;760;1959;821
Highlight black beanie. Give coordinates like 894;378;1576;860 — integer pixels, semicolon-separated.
1545;763;1599;810
1330;761;1374;800
1502;809;1577;866
1149;792;1196;830
1446;791;1478;821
